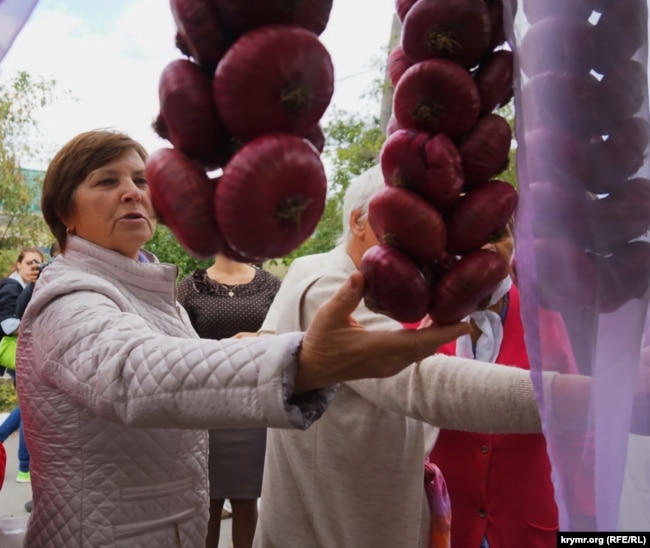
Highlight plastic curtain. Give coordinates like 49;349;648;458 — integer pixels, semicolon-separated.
0;0;39;64
503;0;650;532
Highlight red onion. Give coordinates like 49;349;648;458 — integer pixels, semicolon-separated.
529;181;593;248
170;0;230;75
380;128;463;212
595;59;647;134
457;113;512;189
524;128;591;190
154;59;233;171
589;177;650;253
146;147;224;259
215;0;333;39
368;186;447;265
522;70;598;138
429;249;507;325
213;25;334;142
593;0;647;73
535;238;598;313
214;134;327;261
388;45;415;88
520;17;596;78
393;59;480;140
521;0;594;24
472;49;514;115
587;117;650;194
445;179;518;255
592;241;650;313
486;0;506;49
361;244;430;324
396;0;418;22
401;0;491;68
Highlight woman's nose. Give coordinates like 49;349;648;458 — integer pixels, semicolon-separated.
121;178;143;202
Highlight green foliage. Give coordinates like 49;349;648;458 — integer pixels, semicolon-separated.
144;225;212;280
0;379;17;412
496;102;518;189
0;72;60;275
286;108;385;261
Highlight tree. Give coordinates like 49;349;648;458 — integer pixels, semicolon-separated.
144;225;212;280
0;71;60;275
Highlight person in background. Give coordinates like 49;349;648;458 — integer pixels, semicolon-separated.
427;219;594;547
0;246;44;485
17;129;470;546
254;166;550;548
13;241;61;514
178;253;281;548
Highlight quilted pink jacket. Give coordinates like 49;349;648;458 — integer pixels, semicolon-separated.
17;236;330;547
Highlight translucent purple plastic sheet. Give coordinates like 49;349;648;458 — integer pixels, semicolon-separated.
0;0;39;63
503;0;650;531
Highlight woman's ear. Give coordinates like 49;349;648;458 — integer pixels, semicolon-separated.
350;209;366;236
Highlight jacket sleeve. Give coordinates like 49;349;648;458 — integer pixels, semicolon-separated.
296;272;544;434
24;290;333;430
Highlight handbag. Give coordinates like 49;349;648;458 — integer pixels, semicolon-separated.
0;335;17;371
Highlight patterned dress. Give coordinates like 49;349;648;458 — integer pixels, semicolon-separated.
178;267;281;498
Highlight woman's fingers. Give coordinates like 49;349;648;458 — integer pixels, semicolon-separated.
295;273;470;394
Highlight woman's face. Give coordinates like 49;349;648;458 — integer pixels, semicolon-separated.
484;223;515;277
16;251;43;284
64;149;157;260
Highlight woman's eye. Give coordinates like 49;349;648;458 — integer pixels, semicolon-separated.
96;178;115;186
134;178;148;187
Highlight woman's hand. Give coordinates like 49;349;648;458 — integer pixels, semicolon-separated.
294;271;471;394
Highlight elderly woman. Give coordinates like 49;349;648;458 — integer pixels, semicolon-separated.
16;130;469;547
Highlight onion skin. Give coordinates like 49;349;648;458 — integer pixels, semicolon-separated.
213;25;334;142
380;128;463;212
587;117;650;194
215;0;333;38
170;0;230;75
519;17;597;78
472;49;514;115
445;180;518;255
361;244;430;324
401;0;491;68
429;249;507;325
457;113;512;189
388;45;414;87
393;59;480;140
368;186;447;265
534;238;597;313
214;134;327;262
146;148;224;259
524;128;590;190
155;59;233;170
589;178;650;253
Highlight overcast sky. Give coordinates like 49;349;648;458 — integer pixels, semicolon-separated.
0;0;396;170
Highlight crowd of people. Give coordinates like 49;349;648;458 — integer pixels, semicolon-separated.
0;129;597;547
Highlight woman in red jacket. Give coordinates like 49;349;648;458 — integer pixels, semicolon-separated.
428;221;594;547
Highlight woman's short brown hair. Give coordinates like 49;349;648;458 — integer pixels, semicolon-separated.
41;130;148;253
